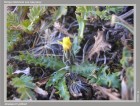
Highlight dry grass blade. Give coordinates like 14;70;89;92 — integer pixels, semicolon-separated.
49;88;56;100
87;30;111;60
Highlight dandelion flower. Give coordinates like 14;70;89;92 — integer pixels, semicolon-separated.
59;37;72;52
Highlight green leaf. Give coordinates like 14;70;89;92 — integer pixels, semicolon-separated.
72;36;81;55
20;75;36;89
17;87;36;100
126;67;134;89
76;6;94;40
20;19;33;32
7;31;22;52
53;6;67;21
76;15;85;39
44;56;65;70
7;13;22;52
45;70;67;88
56;77;70;100
21;19;31;28
7;65;14;76
15;52;65;70
11;75;36;100
96;65;109;76
72;62;99;77
12;75;36;89
107;72;120;88
28;6;46;23
120;47;132;68
96;66;120;88
7;12;20;28
11;77;25;88
96;6;123;20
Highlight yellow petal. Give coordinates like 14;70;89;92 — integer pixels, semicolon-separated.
58;37;72;51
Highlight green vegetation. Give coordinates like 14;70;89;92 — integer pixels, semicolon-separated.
7;6;134;100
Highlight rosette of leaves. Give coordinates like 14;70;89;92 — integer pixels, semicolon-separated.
7;12;20;28
28;6;46;23
19;6;46;34
7;12;22;52
11;75;36;100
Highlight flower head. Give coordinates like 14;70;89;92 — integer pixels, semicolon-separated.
59;37;72;52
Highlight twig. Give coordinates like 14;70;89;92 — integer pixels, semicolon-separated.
103;53;107;64
49;88;56;100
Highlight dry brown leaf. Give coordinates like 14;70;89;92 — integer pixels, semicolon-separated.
88;30;111;60
92;84;121;100
34;86;48;97
54;22;73;38
13;67;30;75
36;77;49;87
121;78;128;100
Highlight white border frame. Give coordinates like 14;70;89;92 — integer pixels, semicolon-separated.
4;4;136;103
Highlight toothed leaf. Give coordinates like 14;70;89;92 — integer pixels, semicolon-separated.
45;70;67;88
76;6;94;39
56;77;70;100
7;31;22;52
28;6;46;23
15;52;65;70
7;12;20;28
72;62;99;77
53;6;67;21
11;75;36;100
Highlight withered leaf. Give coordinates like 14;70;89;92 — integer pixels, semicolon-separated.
88;31;111;60
34;86;48;97
36;77;49;87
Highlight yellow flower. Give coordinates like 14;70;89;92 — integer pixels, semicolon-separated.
59;37;72;51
